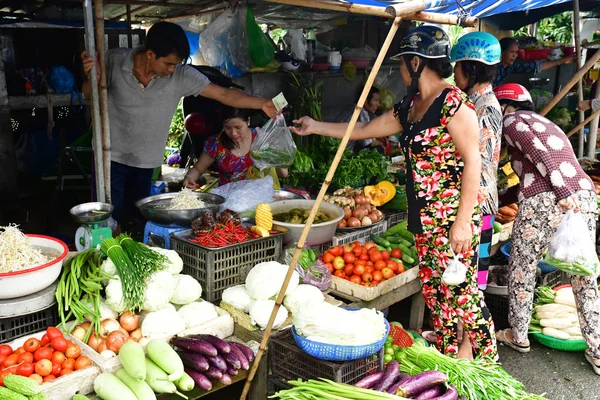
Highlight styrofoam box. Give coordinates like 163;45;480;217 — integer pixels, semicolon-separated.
330;267;419;301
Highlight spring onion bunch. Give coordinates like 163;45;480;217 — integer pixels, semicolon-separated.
397;343;547;400
101;238;145;311
117;233;168;279
270;378;409;400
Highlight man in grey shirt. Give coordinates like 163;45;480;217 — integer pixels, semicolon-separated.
82;22;277;230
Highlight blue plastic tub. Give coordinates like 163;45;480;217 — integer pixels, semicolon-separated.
500;242;558;272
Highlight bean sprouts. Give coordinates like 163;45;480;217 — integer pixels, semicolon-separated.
0;225;50;273
167;189;206;210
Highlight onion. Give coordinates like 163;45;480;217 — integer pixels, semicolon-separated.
105;330;128;353
347;217;361;227
96;339;107;353
361;216;373;226
129;328;142;342
368;212;379;222
100;350;116;360
71;326;86;342
79;321;91;331
87;332;101;351
343;206;352;219
337;219;347;228
99;318;121;338
119;311;140;332
118;327;130;338
138;337;151;347
352;207;367;220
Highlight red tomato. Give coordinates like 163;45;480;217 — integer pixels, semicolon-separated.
372;280;380;285
0;355;6;366
62;359;75;370
325;263;334;273
333;256;345;270
0;345;12;357
359;254;370;261
29;374;43;384
65;345;81;360
17;352;33;364
23;338;40;353
352;241;363;248
391;248;402;259
354;260;366;268
397;264;405;274
367;247;379;255
334;270;346;278
372;271;383;282
43;375;56;383
362;272;373;282
363;242;376;250
382;268;395;280
45;327;63;341
350;275;362;285
322;252;334;264
3;354;19;368
374;260;386;271
370;252;383;263
387;261;399;272
40;334;51;347
353;265;365;276
35;359;52;377
13;347;25;356
343;253;356;264
51;337;68;353
52;351;66;365
329;246;343;257
60;368;73;376
343;244;354;253
16;362;34;377
34;347;53;362
51;362;62;376
381;250;390;261
352;246;363;257
366;266;375;274
366;261;374;267
343;264;354;276
0;366;18;386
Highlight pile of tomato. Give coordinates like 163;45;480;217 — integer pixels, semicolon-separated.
0;326;92;386
321;241;405;286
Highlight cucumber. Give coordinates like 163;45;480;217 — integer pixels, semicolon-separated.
402;253;416;265
371;235;391;248
397;227;415;244
376;244;387;252
396;243;414;260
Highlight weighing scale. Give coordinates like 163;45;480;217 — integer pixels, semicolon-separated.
69;202;114;251
0;283;58;319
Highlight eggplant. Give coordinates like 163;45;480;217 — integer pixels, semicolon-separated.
354;372;384;389
188;334;231;354
386;374;411;394
227;366;239;376
415;385;445;399
185;368;212;391
432;384;458;400
204;367;223;380
219;373;232;386
176;350;209;372
207;355;227;372
397;371;448;398
171;337;218;357
224;351;241;370
373;360;400;392
229;342;255;362
228;343;250;370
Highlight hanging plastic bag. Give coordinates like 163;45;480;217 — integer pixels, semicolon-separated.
545;210;600;276
246;6;274;67
49;66;82;112
441;254;468;286
250;115;297;171
210;175;274;213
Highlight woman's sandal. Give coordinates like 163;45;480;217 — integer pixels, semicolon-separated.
585;351;600;376
496;329;530;353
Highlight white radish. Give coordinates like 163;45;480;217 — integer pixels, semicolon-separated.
543;327;571;340
540;318;573;329
554;295;577;308
561;326;582;336
535;304;576;314
569;335;584;341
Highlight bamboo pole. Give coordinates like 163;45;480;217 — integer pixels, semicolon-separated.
95;0;112;203
540;49;600;117
159;6;226;22
573;0;585;158
240;13;407;400
567;108;600;138
83;0;105;203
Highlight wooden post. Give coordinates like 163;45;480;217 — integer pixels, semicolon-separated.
587;81;600;158
540;49;600;117
566;108;600;138
126;5;133;48
95;0;112;203
240;13;410;400
573;0;585;158
0;33;17;202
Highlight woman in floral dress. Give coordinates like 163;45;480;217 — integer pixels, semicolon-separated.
494;83;600;375
291;26;497;360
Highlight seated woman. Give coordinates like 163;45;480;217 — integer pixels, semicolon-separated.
183;107;288;189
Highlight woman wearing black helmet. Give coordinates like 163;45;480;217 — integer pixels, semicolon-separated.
291;26;497;360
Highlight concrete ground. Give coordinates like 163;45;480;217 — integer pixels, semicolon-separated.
499;342;600;400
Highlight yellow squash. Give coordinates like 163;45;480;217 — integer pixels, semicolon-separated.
364;181;396;206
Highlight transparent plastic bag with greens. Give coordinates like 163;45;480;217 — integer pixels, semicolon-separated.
250;115;297;170
545;210;600;276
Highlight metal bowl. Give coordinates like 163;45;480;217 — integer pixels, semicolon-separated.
273;190;304;201
136;192;226;226
70;202;114;224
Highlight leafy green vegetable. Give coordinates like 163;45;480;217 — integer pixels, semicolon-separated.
250;148;295;167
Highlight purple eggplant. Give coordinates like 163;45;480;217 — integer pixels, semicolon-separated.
374;360;400;392
227;366;239;376
229;342;254;362
176;350;209;372
386;374;411;394
354;372;384;389
171;337;218;357
188;334;231;354
397;371;448;398
228;343;250;370
432;384;458;400
224;351;241;370
204;367;223;380
207;355;227;372
185;368;212;391
415;385;445;399
219;373;232;385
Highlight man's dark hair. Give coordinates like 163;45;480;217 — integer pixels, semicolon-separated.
145;22;190;62
357;86;380;103
498;99;535;112
500;37;518;53
218;107;250;151
460;61;498;85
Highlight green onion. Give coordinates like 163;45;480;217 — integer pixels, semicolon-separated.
270;378;409;400
117;233;168;279
101;238;145;311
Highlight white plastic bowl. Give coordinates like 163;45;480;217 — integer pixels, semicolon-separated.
0;235;68;299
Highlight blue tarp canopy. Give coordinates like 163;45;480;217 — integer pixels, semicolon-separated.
342;0;600;30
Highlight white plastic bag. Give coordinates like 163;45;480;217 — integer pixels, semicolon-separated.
210;176;274;212
250;115;297;171
545;210;599;276
442;255;468;286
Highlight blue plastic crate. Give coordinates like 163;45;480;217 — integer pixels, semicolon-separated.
500;242;558;273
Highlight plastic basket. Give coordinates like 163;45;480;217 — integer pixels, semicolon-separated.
291;319;390;362
389;324;413;348
269;328;384;384
530;332;587;352
500;242;558;272
483;293;509;330
0;303;59;344
171;229;283;303
268;377;291;396
383;211;407;227
317;222;388;253
538;269;569;288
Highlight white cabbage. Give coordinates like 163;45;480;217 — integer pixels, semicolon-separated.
249;300;288;329
283;284;324;315
177;301;219;328
105;275;127;313
170;275;203;305
245;261;299;300
142;271;176;312
150;247;184;275
141;307;186;339
221;285;253;313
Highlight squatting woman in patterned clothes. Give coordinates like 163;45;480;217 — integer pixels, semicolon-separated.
290;26;497;360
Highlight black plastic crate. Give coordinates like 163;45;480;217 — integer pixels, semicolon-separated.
269;328;383;385
537;269;570;288
383;210;408;227
484;293;509;331
0;303;59;344
267;377;291;396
